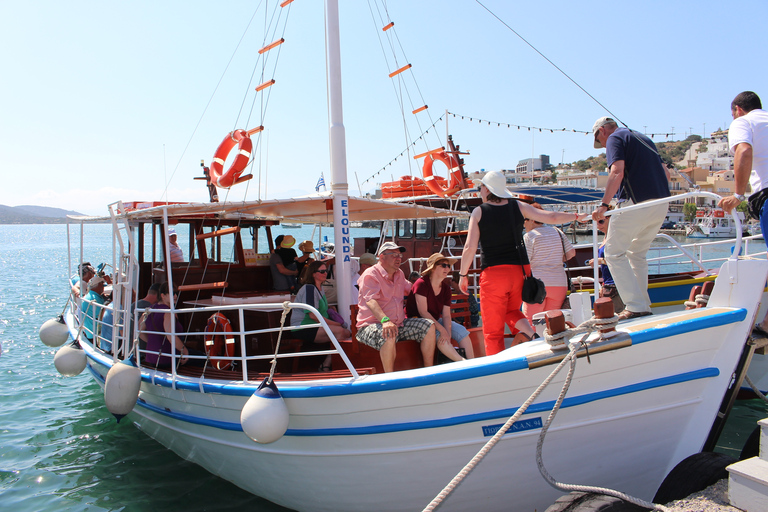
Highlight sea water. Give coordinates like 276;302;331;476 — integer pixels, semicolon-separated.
0;224;766;511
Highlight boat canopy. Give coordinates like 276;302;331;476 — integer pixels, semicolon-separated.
67;193;469;224
505;185;604;205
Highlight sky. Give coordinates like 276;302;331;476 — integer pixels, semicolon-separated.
1;0;766;216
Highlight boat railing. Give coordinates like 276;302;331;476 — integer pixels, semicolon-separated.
127;301;360;381
589;191;744;296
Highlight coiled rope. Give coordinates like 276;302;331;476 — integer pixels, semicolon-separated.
684;292;710;309
422;314;670;512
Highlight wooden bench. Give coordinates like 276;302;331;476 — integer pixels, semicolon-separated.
177;364;376;381
334;305;424;372
450;293;486;358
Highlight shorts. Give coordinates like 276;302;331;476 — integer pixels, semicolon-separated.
450;321;470;342
356;317;434;350
292;325;320;349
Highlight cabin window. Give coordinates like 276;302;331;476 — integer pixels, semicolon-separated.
415;219;431;239
397;221;413;239
200;227;239;265
434;219;448;238
150;223;199;265
453;218;469;232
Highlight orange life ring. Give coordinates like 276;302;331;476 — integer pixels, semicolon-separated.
204;312;235;370
422;151;465;197
210;129;253;189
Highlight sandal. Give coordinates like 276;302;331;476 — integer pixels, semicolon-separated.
752;324;768;338
617;310;653;321
318;362;332;372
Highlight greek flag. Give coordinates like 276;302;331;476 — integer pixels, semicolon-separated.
315;173;326;192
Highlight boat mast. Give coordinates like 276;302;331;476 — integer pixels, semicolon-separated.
325;0;352;321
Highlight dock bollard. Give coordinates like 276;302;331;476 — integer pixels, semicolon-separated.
545;310;566;337
699;281;715;307
593;297;616;334
685;285;703;310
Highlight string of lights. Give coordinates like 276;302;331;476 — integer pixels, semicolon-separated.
361;114;445;186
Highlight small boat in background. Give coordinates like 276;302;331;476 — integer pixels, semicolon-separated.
686;208;748;238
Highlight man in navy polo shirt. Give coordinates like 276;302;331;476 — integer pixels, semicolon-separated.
591;117;670;320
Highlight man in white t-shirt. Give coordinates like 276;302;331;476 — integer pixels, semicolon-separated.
718;91;768;335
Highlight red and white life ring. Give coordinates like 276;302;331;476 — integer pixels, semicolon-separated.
204;312;235;370
210;130;253;189
422;151;465;197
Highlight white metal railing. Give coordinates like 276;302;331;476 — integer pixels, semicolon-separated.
75;301;361;381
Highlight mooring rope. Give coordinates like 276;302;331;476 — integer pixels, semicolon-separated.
266;301;293;385
423;315;669;512
745;375;768;405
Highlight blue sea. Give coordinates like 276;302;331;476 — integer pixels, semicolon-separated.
1;223;766;511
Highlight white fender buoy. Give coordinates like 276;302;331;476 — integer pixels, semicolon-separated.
40;315;70;347
104;360;142;422
240;378;289;444
54;342;87;377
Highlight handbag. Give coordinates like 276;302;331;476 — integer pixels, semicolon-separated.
748;188;768;220
515;204;546;305
522;274;547;304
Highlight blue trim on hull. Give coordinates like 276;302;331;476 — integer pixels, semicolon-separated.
125;367;719;436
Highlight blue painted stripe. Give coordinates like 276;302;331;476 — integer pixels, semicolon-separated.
128;367;718;437
85;307;745;400
631;308;747;345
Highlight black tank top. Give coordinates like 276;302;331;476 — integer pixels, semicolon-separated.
478;201;527;269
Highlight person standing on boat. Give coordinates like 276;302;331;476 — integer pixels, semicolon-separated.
356;242;437;372
586;213;625;313
718;91;768;336
591;117;670;321
167;229;184;263
406;253;474;362
522;206;576;322
458;171;586;355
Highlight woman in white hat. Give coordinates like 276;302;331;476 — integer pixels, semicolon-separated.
405;253;474;362
457;171;588;355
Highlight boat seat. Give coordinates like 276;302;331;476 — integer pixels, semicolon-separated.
336;305;424;372
450;293;485;357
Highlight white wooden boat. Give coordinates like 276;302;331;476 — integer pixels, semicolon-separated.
41;1;768;510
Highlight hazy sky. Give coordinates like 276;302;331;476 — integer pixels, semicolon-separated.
1;0;765;215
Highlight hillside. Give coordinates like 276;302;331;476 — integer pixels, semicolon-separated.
0;204;85;224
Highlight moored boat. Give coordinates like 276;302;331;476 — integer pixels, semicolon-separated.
41;1;768;510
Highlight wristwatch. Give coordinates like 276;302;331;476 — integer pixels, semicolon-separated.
734;193;746;202
600;202;611;209
381;316;390;324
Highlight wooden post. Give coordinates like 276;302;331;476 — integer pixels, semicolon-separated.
593;297;615;334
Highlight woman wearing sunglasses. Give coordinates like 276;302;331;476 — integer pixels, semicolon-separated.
405;253;474;362
290;260;351;371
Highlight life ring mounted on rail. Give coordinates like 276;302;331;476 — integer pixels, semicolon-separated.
421;150;465;197
210;129;253;189
204;312;235;370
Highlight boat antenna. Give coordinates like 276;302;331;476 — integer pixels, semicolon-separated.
474;0;626;128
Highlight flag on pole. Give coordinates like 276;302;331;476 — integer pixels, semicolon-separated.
315;173;326;192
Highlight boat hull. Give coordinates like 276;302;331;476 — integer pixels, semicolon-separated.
79;304;756;511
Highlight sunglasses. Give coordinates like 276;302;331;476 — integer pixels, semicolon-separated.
598;219;606;225
314;269;328;274
437;262;452;269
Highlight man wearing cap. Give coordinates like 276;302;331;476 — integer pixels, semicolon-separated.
459;170;586;355
718;91;768;336
591;117;670;320
356;242;436;372
270;234;299;291
81;276;108;341
167;229;184;263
